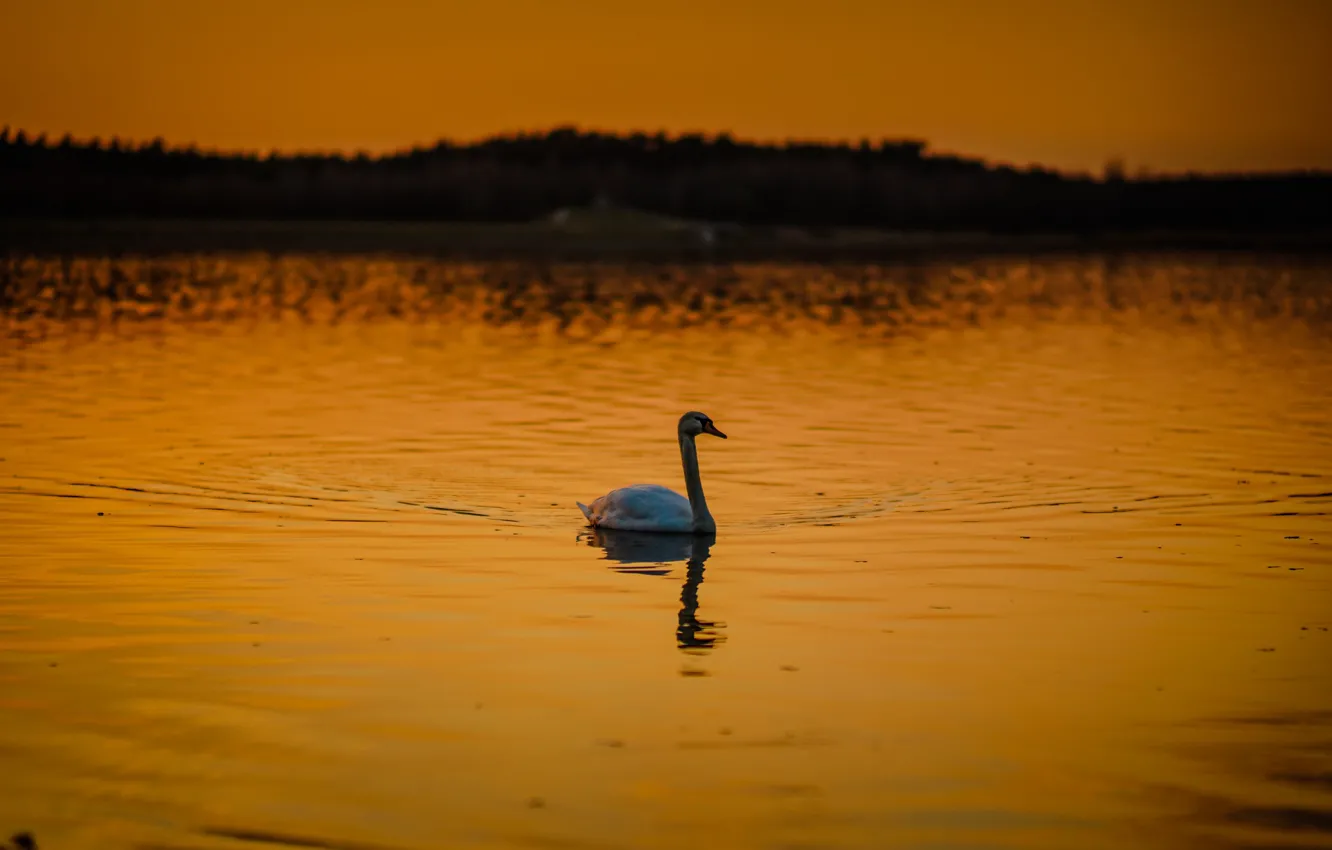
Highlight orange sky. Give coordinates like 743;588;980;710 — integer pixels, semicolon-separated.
2;0;1330;173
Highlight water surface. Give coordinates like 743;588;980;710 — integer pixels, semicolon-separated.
2;253;1330;850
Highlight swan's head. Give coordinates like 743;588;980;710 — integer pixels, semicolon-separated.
679;411;727;440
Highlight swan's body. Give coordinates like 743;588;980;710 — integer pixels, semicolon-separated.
578;483;695;533
578;411;727;534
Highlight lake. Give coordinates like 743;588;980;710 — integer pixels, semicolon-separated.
1;251;1330;850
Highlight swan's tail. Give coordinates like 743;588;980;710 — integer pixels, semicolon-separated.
576;501;594;523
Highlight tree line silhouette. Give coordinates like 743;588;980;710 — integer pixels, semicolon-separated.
2;126;1329;233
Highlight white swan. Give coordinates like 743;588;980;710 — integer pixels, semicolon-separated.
577;411;728;534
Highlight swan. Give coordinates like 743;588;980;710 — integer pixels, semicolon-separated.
577;411;727;534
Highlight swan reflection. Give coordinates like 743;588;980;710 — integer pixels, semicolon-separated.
580;529;726;654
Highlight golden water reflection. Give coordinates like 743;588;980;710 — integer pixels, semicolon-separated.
0;254;1330;850
584;529;724;654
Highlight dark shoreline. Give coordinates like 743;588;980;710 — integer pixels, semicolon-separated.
4;218;1332;261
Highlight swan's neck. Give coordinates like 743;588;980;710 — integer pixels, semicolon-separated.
679;434;715;533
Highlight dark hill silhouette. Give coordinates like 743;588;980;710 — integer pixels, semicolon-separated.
2;126;1329;240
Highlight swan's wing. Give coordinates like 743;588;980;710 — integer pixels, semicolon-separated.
606;484;690;519
578;484;692;531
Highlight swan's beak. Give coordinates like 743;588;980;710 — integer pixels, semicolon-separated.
703;421;727;439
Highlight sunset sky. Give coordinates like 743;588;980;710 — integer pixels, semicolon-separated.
2;0;1330;173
